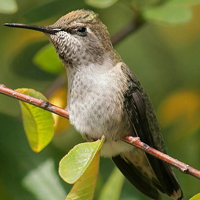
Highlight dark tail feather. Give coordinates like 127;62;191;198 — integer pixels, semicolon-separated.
112;155;162;200
145;153;183;200
112;153;183;200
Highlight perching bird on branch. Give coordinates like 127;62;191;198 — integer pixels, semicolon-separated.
4;9;183;200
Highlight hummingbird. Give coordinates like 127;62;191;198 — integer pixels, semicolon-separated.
4;9;183;200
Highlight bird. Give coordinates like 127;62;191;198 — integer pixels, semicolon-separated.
4;9;183;200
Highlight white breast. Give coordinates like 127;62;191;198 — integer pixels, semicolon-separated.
66;61;130;143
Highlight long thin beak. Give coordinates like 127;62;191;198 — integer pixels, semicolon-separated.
3;23;61;34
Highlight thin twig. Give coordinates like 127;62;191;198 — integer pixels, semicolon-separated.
111;18;144;45
123;136;200;180
1;83;200;180
0;84;69;119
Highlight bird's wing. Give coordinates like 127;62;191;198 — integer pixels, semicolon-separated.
113;64;183;200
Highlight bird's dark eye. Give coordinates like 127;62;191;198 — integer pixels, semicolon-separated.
76;26;87;36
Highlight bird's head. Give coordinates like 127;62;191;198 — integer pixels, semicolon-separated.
5;10;116;67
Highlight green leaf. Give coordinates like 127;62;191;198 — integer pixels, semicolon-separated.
59;136;105;184
0;0;18;14
33;44;64;74
16;88;54;152
143;4;193;24
66;150;100;200
190;193;200;200
85;0;118;8
99;167;124;200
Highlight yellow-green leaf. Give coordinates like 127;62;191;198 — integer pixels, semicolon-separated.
190;193;200;200
59;136;105;184
66;151;100;200
99;167;124;200
16;88;54;152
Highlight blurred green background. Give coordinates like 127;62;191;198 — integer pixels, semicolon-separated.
0;0;200;200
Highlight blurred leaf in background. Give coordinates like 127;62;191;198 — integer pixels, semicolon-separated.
98;167;124;200
1;0;200;200
143;4;193;24
158;90;200;142
33;44;64;75
22;158;67;200
85;0;119;9
0;0;18;14
49;87;70;133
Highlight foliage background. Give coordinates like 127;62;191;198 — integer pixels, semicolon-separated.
0;0;200;200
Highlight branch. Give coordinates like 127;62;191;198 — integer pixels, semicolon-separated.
1;84;200;180
123;136;200;180
111;18;144;45
0;84;69;119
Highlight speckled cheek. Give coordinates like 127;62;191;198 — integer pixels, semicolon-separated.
48;32;82;64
